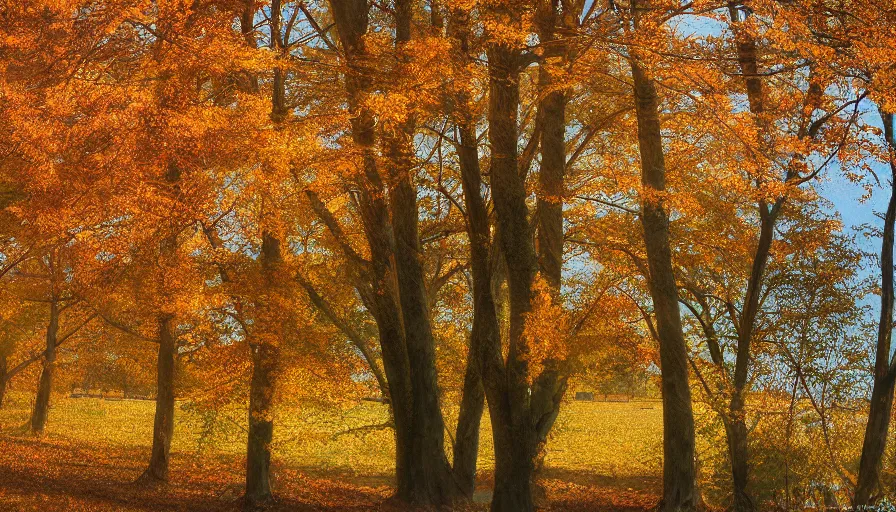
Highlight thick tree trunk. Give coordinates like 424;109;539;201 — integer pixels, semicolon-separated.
854;110;896;507
326;0;460;505
485;38;541;512
388;1;459;502
31;300;59;435
535;55;565;294
376;317;414;499
531;11;570;493
389;163;459;504
140;314;176;483
458;114;515;507
479;5;575;503
491;442;536;511
630;55;697;511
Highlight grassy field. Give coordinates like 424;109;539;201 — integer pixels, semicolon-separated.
0;393;663;510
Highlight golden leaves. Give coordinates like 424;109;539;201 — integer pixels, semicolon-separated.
521;275;568;383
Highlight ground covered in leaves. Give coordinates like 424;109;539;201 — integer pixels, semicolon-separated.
0;396;661;511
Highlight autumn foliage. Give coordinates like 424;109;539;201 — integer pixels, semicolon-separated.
1;0;896;510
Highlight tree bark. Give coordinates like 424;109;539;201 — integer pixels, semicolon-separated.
139;149;183;484
477;3;578;506
388;136;458;505
458;110;515;508
484;36;541;512
326;0;461;505
629;53;697;511
245;5;288;498
30;299;59;435
245;340;279;507
855;110;896;507
720;8;773;508
245;230;284;507
452;349;485;497
140;314;177;483
447;10;489;499
531;7;571;493
724;414;752;512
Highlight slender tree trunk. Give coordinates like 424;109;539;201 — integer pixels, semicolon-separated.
453;349;484;498
720;8;773;508
630;53;697;511
140;153;182;483
855;110;896;507
530;9;571;495
244;229;286;507
244;5;290;503
245;340;279;506
722;208;774;512
855;372;896;505
31;300;59;435
447;10;489;499
140;314;176;483
725;413;752;511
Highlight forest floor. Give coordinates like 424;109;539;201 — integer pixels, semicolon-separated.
0;394;663;511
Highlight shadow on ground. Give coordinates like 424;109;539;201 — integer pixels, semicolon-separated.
0;436;659;511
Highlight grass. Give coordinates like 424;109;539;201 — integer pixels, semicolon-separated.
0;392;664;510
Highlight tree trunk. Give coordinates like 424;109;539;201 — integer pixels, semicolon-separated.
326;0;461;505
718;9;773;508
854;110;896;507
244;218;285;508
389;154;459;504
375;315;414;500
452;346;485;497
855;371;896;505
243;6;289;504
245;340;278;507
531;9;570;495
446;10;490;500
388;0;459;502
725;412;752;512
491;442;536;511
139;151;182;483
479;5;576;504
31;300;59;435
140;313;176;483
630;54;697;512
485;36;541;512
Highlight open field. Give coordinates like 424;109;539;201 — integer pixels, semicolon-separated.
0;393;662;511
